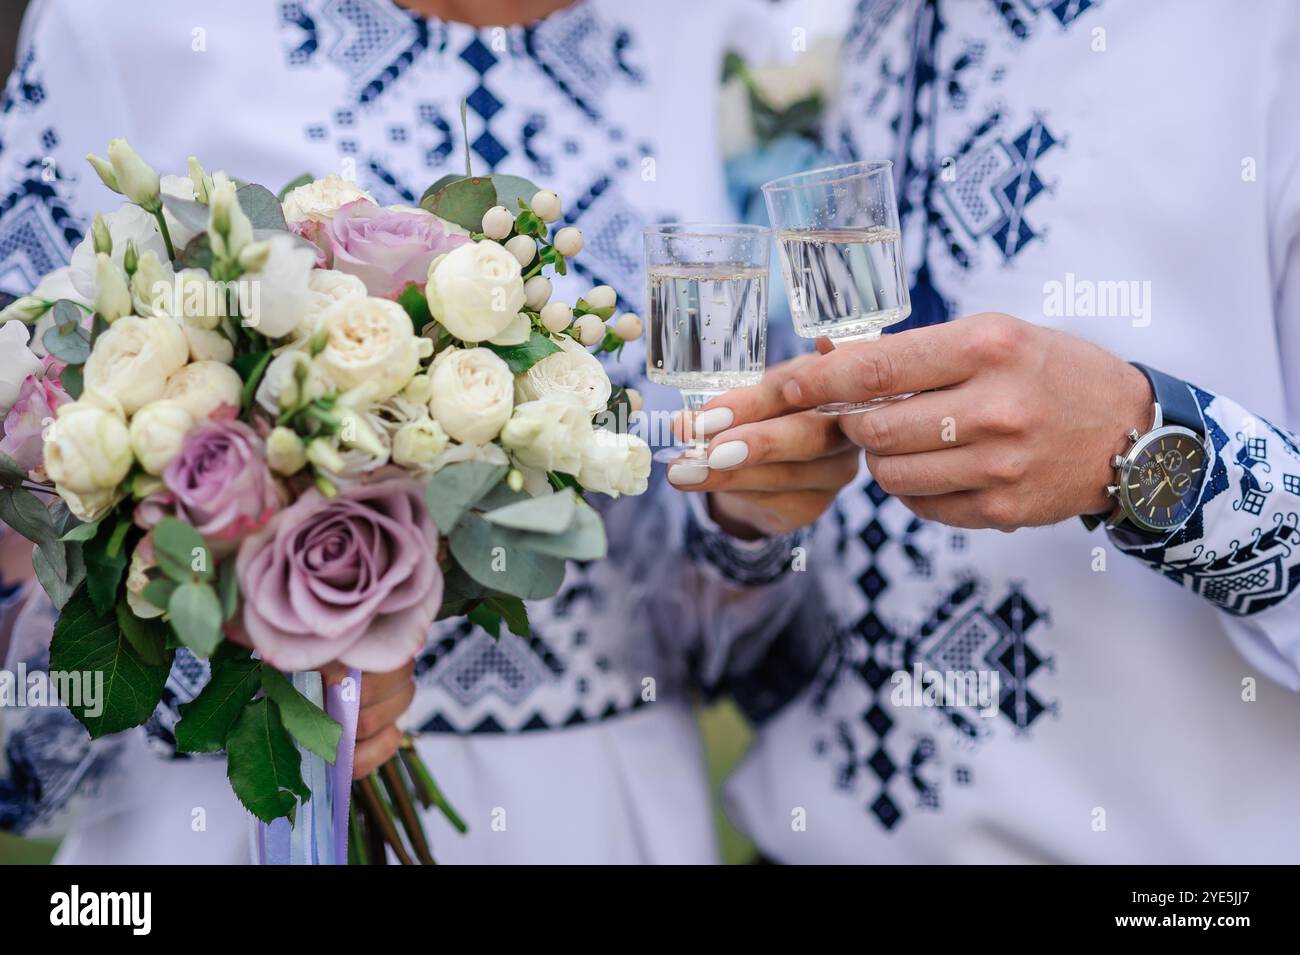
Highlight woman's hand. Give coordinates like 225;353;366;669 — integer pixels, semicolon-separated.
667;355;861;539
321;660;417;779
781;313;1153;530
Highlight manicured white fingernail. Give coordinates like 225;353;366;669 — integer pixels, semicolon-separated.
668;462;709;485
708;440;749;470
694;407;734;436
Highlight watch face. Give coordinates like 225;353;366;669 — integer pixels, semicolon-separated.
1120;427;1205;532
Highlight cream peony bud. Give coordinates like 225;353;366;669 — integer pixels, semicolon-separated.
530;190;562;222
316;297;421;400
539;301;573;333
428;347;514;444
500;394;592;474
516;334;612;414
425;240;526;343
83;314;189;414
107;138;161;210
281;175;375;224
162;359;243;422
182;324;234;364
626;387;644;414
552;226;583;257
392;417;450;468
94;253;133;323
480;205;515;240
402;373;434;405
44;400;132;494
266;426;308;475
129;399;193;476
583;285;617;310
488;312;532;346
523;275;552;310
577;428;651;498
574;313;605;346
613;311;643;341
504;234;536;268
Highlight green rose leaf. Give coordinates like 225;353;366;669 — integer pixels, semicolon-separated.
435;563;488;619
261;667;343;764
216;557;240;622
424;461;507;534
483;594;530;638
60;363;84;400
48;587;173;738
167;581;224;658
115;601;169;667
236;183;288;231
175;645;262;753
226;697;310;824
448;512;567;600
483;487;578;534
82;518;132;617
277;172;315;202
419;175;497;232
397;282;433;331
59;519;102;543
153;516;214;583
484;330;561;374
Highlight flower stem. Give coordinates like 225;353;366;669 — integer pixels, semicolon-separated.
347;802;368;865
399;734;468;834
152;207;176;261
379;758;436;865
355;774;414;865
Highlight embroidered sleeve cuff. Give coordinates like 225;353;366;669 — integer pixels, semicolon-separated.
1107;383;1300;617
683;493;802;587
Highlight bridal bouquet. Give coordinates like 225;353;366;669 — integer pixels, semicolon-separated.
0;139;650;862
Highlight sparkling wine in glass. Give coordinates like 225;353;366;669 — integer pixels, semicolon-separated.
644;224;769;463
763;160;911;414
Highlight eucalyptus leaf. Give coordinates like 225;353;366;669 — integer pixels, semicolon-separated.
424;461;507;534
226;697;309;824
419;173;468;206
506;499;607;562
0;452;26;486
0;487;59;555
448;512;567;600
489;174;541;213
153;517;213;582
48;587;173;738
236;183;288;231
176;233;214;270
420;176;496;232
483;487;577;534
261;667;343;764
32;542;79;610
141;577;177;614
168;582;223;658
60;364;83;399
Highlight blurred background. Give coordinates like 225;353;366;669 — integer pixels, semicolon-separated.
1;2;23;76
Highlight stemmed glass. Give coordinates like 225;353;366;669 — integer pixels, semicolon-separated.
762;159;911;415
643;223;770;463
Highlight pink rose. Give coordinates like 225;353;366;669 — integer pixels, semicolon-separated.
235;478;441;671
136;419;282;554
314;200;469;297
0;356;69;479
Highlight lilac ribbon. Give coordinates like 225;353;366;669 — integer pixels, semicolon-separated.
253;669;362;865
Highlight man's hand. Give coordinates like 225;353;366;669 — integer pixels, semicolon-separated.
667;354;861;538
321;661;416;779
782;313;1153;531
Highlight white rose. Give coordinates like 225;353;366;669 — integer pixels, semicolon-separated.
0;320;44;416
129;399;193;476
300;268;369;336
254;349;333;415
577;429;651;498
424;240;526;342
428;347;514;444
316;297;424;400
83;314;189;414
69;204;169;300
749;37;840;112
162;360;243;422
392;418;450;468
281;175;375;224
56;485;122;524
500;395;592;475
516;334;612;414
239;233;318;339
182;324;234;363
44;400;132;494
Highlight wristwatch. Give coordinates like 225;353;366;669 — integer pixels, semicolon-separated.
1081;363;1208;539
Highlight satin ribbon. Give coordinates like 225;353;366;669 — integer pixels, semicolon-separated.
253;668;362;865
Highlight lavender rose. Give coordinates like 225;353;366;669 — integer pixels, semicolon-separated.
136;419;282;554
316;200;469;297
235;478;441;671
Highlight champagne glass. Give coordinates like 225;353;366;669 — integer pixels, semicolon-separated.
644;223;770;463
762;159;911;415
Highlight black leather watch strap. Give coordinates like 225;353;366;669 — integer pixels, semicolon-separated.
1131;362;1204;436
